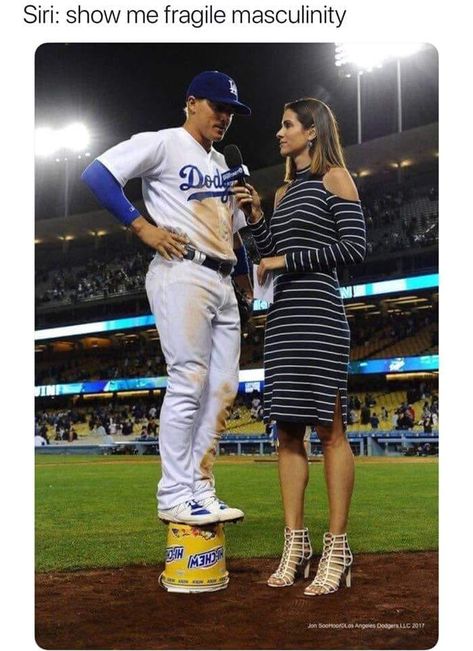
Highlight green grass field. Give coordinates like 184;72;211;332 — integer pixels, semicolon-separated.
35;456;438;572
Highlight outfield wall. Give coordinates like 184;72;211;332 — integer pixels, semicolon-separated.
35;431;439;457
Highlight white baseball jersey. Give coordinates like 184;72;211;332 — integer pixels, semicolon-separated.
98;127;246;262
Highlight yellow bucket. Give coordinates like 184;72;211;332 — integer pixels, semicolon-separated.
160;522;229;593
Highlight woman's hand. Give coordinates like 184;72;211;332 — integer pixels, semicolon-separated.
131;217;189;260
257;255;286;285
233;183;263;223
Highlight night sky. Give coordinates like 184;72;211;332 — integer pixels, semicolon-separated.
35;43;438;220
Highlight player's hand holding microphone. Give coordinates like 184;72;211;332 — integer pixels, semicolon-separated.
224;144;263;225
228;144;286;285
233;183;263;224
131;216;189;260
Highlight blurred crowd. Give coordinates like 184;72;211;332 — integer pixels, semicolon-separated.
348;384;439;433
362;184;438;256
34;391;265;445
36;251;150;306
36;184;438;307
35;400;163;445
35;380;439;447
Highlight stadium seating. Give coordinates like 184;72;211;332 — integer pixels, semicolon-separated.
36;386;438;447
372;323;437;358
35;182;438;309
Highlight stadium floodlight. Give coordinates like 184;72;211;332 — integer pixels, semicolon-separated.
35;122;90;157
334;44;424;144
35;126;60;157
334;43;423;72
35;121;91;217
62;122;90;152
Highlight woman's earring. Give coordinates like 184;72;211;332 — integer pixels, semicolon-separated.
308;140;314;149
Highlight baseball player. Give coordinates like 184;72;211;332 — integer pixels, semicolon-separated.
82;71;251;525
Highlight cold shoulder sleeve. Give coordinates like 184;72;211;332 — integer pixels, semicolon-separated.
285;193;366;272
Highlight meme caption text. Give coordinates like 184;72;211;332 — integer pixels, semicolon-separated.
23;3;348;29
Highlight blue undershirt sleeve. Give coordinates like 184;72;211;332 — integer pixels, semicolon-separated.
81;160;141;226
232;244;249;277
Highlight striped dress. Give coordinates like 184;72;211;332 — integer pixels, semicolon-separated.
249;167;366;427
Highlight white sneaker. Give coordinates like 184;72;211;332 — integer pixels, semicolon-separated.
200;496;245;523
158;500;219;525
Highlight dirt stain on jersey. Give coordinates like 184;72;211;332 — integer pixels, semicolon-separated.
192;199;234;259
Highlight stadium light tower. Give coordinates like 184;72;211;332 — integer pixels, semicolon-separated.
334;44;424;144
35;122;91;217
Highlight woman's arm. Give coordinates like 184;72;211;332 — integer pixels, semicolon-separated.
233;183;278;257
233;183;292;259
284;167;366;273
248;216;277;257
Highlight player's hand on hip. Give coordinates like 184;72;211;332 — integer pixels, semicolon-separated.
233;183;263;224
131;217;189;260
154;228;190;260
257;255;286;285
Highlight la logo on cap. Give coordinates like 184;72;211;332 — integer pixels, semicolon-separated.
228;79;238;97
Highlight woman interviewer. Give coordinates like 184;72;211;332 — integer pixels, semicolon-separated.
234;98;366;595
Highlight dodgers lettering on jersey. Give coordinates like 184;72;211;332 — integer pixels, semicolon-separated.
187;546;224;569
179;165;232;203
97;127;246;262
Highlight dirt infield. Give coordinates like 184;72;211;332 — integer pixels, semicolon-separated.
36;551;437;650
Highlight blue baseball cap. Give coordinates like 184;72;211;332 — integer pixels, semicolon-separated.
186;71;251;116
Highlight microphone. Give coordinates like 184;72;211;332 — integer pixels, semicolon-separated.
222;145;250;186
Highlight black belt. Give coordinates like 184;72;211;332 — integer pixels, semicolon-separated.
183;247;234;277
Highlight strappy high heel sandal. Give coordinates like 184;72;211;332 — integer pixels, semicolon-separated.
267;527;312;588
304;532;353;596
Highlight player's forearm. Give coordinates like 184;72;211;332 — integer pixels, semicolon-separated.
81;159;141;226
130;215;151;236
129;217;163;248
130;217;189;259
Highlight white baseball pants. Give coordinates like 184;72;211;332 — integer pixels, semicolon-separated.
145;256;240;510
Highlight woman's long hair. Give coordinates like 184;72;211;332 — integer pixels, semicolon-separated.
283;98;346;182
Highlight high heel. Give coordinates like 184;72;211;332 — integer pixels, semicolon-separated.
267;527;312;588
304;532;353;596
345;565;352;588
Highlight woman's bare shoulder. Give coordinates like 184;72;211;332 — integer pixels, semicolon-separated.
322;167;359;201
